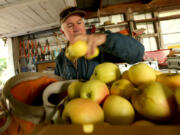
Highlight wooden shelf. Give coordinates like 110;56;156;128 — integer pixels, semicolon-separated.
36;61;56;72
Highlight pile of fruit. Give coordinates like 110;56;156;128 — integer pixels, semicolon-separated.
53;62;180;126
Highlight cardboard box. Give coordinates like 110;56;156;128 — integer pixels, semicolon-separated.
31;124;180;135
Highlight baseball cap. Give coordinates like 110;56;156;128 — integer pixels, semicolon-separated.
59;7;86;24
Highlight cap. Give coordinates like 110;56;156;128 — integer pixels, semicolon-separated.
59;7;86;24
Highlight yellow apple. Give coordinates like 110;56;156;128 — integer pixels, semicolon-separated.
174;87;180;112
85;47;99;60
128;63;156;86
132;120;155;126
121;70;130;80
90;62;121;84
154;69;163;76
156;73;180;91
67;40;88;58
110;79;135;99
103;95;135;125
80;80;109;104
65;47;76;61
67;81;84;99
131;82;176;121
62;98;104;124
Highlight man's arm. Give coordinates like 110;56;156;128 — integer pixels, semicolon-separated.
102;32;145;64
72;32;145;64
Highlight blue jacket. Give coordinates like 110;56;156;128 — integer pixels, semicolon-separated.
55;32;144;80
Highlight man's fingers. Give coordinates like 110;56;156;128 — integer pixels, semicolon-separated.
87;35;94;57
71;35;87;44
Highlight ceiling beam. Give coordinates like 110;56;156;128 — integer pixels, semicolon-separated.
85;0;180;18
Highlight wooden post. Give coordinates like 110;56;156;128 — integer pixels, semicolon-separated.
125;8;135;38
152;11;164;49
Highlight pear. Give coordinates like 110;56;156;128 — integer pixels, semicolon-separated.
131;82;176;121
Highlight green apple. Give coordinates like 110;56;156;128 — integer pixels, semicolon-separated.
67;40;88;58
131;82;176;121
90;62;121;84
103;95;135;125
110;79;135;99
62;98;104;124
80;80;109;104
68;81;84;99
128;63;156;86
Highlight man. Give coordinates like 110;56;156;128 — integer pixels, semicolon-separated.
55;7;145;80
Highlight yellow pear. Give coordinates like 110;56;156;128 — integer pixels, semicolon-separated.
128;63;156;86
67;40;88;58
90;62;121;84
110;79;135;99
131;82;176;121
85;47;99;60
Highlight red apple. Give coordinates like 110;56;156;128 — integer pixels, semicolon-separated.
80;80;109;104
62;98;104;124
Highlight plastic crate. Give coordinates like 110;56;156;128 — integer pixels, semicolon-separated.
143;49;170;66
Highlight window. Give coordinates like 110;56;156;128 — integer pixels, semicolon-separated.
0;39;8;90
134;12;157;51
159;10;180;48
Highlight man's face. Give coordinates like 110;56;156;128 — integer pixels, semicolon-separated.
61;15;86;42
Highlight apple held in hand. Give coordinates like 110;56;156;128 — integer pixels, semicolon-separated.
65;47;76;61
67;40;88;59
80;80;109;104
62;98;104;124
90;62;121;84
85;47;99;60
131;82;176;121
103;95;135;125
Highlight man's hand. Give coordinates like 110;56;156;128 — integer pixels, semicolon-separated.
71;34;106;58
